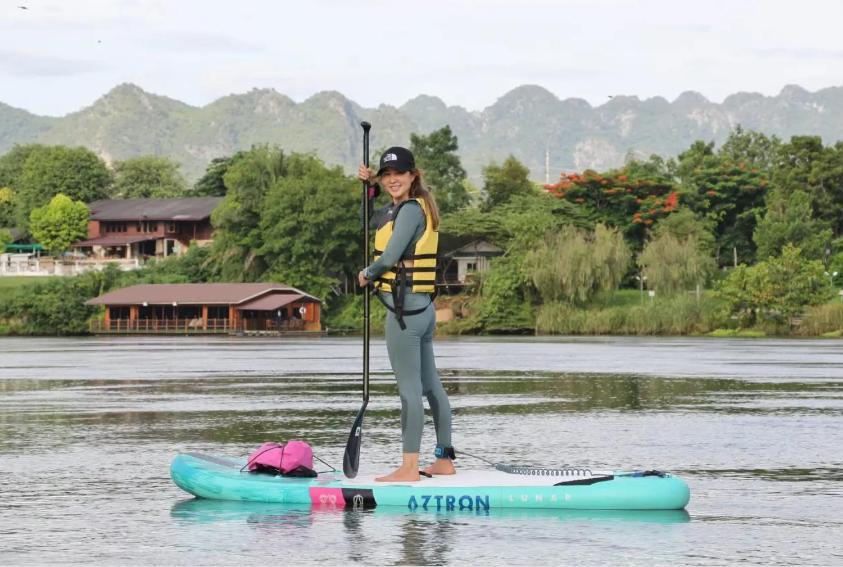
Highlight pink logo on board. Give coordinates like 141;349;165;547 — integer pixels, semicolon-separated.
309;487;345;507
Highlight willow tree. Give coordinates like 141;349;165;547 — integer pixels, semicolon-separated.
637;233;716;296
525;224;630;305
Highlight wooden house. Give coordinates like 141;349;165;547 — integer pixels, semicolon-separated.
87;283;321;335
73;197;222;262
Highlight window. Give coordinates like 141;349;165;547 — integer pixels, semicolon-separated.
108;306;130;320
167;222;177;233
466;262;478;272
207;306;228;319
104;222;127;233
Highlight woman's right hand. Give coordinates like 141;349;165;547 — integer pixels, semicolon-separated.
358;164;376;185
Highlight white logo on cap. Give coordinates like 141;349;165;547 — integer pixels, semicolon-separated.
383;153;398;162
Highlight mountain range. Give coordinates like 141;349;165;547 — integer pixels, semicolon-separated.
2;83;842;183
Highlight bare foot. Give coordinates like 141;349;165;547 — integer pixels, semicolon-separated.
423;458;456;476
375;467;420;482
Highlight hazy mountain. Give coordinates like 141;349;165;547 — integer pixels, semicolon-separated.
2;82;843;183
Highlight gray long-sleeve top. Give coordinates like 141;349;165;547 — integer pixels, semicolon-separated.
363;199;431;310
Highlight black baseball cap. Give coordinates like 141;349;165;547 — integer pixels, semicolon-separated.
377;146;415;175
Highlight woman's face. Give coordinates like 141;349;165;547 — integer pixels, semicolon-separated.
380;168;415;202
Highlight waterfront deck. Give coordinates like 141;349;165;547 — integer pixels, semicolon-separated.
89;318;321;336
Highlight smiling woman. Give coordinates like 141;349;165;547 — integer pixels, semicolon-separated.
355;147;454;483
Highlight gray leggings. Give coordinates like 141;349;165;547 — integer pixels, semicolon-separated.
384;299;452;453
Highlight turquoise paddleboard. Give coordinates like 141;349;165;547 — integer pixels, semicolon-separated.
171;453;690;511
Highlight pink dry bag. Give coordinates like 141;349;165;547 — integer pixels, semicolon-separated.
246;440;316;477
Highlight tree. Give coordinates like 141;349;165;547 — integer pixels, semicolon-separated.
208;146;362;294
650;207;716;251
442;192;590;250
193;153;245;196
0;267;120;335
409;126;469;213
0;187;15;227
545;166;679;251
258;154;360;298
717;244;831;326
482;155;535;210
671;143;768;265
638;233;716;295
524;224;631;305
473;251;536;332
112;156;187;198
28;194;89;257
0;144;42;189
16;145;111;229
0;228;12;251
210;146;286;281
754;189;832;261
770;136;843;238
719;126;781;175
637;208;717;295
442;193;592;333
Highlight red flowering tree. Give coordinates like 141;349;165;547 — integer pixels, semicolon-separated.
544;168;680;250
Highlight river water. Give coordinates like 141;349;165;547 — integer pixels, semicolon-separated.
1;336;841;565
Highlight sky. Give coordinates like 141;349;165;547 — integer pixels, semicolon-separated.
2;0;843;116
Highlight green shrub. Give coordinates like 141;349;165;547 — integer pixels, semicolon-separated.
323;293;387;334
796;302;843;336
536;294;727;335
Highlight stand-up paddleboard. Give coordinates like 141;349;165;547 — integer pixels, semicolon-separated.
170;453;690;511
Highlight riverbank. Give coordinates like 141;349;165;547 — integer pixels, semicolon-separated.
2;278;842;337
433;290;843;338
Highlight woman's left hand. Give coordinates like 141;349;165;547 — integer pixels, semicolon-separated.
358;270;370;288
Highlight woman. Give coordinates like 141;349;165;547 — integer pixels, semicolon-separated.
357;146;456;482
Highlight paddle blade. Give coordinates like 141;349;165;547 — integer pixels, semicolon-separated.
342;401;367;478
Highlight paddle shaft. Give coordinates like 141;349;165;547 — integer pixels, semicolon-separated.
342;121;372;479
361;121;371;401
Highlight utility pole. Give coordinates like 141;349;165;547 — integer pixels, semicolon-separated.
545;146;550;184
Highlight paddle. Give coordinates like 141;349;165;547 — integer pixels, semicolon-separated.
343;120;372;479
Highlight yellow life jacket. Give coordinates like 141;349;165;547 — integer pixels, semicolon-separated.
372;197;438;294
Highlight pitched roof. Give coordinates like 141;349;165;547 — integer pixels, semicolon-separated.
86;283;321;306
74;235;158;247
87;198;223;221
239;293;314;311
439;235;504;257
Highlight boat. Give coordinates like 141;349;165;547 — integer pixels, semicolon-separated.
170;453;690;511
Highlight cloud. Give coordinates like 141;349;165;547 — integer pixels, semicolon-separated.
144;30;262;53
0;50;106;77
752;47;843;60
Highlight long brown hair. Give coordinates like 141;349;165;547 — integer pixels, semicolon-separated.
409;169;440;230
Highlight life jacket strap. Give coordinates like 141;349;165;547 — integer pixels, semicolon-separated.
374;290;429;331
374;264;436;330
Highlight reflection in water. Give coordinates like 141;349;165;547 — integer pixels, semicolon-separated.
170;498;693;525
171;498;691;565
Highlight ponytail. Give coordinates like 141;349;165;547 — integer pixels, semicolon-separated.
409;169;440;230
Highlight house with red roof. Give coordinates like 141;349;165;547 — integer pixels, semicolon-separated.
73;197;222;263
87;283;322;335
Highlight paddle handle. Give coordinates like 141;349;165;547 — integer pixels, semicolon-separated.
361;121;371;402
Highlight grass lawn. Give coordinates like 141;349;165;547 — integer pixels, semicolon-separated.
0;276;58;291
